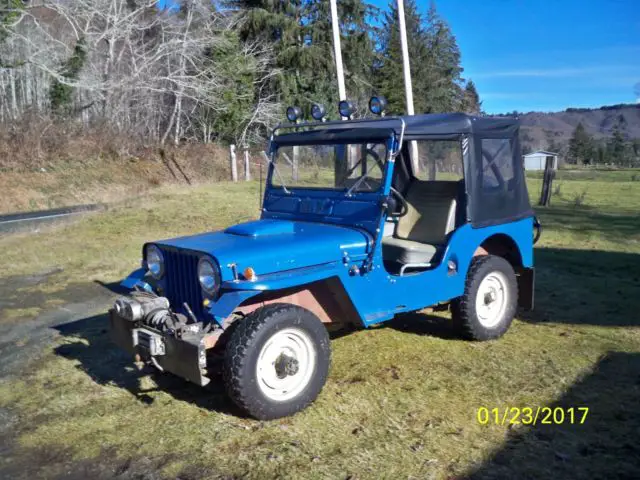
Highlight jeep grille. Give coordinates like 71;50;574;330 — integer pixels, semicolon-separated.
160;248;205;321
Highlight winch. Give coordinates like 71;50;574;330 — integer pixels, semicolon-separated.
113;291;186;332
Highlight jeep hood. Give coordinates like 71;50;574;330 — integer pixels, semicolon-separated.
155;219;370;279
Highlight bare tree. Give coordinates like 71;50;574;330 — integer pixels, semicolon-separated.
0;0;281;145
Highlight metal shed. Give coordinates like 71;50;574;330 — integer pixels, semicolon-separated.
523;151;558;171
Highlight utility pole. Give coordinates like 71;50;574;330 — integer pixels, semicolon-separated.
330;0;351;182
397;0;420;172
330;0;347;113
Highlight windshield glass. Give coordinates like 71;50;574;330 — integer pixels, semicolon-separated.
271;142;388;192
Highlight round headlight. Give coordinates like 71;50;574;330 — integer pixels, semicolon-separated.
146;245;164;279
369;95;388;116
198;257;219;295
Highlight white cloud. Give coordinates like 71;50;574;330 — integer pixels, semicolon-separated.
481;92;532;100
473;66;607;79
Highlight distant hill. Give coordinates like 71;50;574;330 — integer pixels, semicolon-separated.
499;104;640;155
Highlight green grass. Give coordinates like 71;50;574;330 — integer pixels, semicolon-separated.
0;173;639;479
527;167;640;183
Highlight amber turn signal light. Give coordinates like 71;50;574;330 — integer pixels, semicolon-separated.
243;267;257;281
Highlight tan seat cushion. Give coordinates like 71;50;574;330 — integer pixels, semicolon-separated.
383;181;459;266
396;180;458;245
382;237;438;264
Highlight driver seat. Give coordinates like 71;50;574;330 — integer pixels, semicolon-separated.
382;180;459;266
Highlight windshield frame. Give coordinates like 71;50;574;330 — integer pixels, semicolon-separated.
267;135;395;195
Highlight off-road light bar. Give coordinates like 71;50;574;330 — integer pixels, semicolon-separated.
311;103;327;121
369;96;388;116
338;100;355;120
286;106;302;123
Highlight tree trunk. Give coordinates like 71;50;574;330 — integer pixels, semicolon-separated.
9;69;18;120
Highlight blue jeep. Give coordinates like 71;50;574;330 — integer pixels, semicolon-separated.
111;99;537;420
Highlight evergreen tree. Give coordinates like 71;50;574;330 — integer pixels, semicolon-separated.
306;0;379;113
0;0;23;67
567;122;594;165
375;1;463;115
49;38;87;114
376;0;429;114
204;31;261;143
421;3;463;112
461;80;481;114
230;0;377;116
607;121;629;166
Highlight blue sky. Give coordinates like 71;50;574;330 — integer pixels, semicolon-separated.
369;0;640;113
162;1;639;113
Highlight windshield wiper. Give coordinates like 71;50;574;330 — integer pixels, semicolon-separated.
345;173;369;197
262;151;290;194
272;164;291;194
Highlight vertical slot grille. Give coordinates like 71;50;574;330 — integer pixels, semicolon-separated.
160;248;204;321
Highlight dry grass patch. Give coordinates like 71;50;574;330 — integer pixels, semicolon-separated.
0;172;639;479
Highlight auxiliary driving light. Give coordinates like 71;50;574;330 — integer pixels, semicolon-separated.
338;100;355;119
286;106;302;123
311;103;327;121
369;96;388;116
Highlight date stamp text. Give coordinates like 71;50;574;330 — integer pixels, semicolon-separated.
476;406;589;426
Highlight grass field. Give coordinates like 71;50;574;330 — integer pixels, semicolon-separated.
0;171;639;479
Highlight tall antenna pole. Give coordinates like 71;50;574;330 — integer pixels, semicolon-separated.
397;0;420;171
330;0;347;118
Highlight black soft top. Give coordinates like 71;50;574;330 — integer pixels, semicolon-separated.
272;112;531;228
401;113;518;139
273;113;518;145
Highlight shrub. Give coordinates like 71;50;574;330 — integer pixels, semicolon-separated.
553;183;562;196
573;190;588;207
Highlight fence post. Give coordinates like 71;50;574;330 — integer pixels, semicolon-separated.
243;145;251;181
538;156;555;206
229;144;238;182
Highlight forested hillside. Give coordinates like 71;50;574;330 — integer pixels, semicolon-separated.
0;0;480;171
516;104;640;166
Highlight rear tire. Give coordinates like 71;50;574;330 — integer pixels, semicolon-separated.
223;303;331;420
452;255;518;341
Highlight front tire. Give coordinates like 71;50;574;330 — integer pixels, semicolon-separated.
223;303;331;420
451;255;518;341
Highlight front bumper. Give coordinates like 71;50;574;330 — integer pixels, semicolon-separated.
109;309;212;386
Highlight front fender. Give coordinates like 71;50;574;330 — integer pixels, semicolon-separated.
120;268;153;292
206;262;345;326
205;290;262;325
221;262;340;292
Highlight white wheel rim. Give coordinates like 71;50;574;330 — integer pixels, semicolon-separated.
256;327;316;402
475;271;509;328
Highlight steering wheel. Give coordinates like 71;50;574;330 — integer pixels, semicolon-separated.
388;186;409;217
